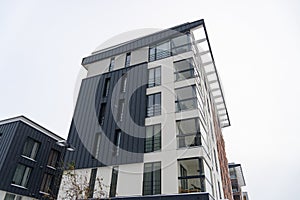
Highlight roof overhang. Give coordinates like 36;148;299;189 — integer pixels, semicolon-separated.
191;22;230;128
0;115;65;141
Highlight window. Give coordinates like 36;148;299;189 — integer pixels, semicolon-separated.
103;78;111;97
147;93;161;117
145;124;161;153
149;34;191;62
109;166;119;197
4;194;22;200
92;132;101;159
113;130;121;156
109;58;115;71
117;99;125;122
40;173;53;193
99;103;107;126
22;138;40;160
149;41;171;62
148;67;161;88
12;164;32;187
143;162;161;195
47;149;59;168
171;34;191;55
120;74;127;92
88;168;98;198
174;58;195;81
125;52;131;67
175;85;197;112
176;118;206;148
178;158;205;193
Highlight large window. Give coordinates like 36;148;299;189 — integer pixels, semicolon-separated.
40;173;53;193
174;58;195;81
178;158;205;193
149;34;191;62
12;164;32;187
88;168;98;198
143;162;161;195
147;93;161;117
125;52;131;67
22;138;40;160
109;166;119;197
175;85;197;112
176;118;207;149
47;149;59;168
145;124;161;153
171;34;191;55
4;194;22;200
148;67;161;88
149;41;171;62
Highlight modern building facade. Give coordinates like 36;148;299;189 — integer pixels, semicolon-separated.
58;19;232;200
228;163;248;200
0;116;66;200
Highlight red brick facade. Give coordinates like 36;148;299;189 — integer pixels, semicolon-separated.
212;104;233;200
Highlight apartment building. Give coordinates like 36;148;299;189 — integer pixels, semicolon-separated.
229;163;248;200
58;19;232;200
0;116;66;200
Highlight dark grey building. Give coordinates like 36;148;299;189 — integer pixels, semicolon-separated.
0;116;66;200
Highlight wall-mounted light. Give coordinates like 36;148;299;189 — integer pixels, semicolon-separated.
56;140;76;152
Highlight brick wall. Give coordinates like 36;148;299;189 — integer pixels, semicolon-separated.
211;103;233;200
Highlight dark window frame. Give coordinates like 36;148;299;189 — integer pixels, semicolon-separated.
109;166;119;197
175;85;197;112
146;93;161;117
99;103;107;126
40;173;53;193
109;57;115;71
47;149;60;168
148;66;161;88
143;162;161;195
145;124;161;153
103;78;111;97
125;52;131;67
22;137;40;160
12;164;32;187
174;58;195;82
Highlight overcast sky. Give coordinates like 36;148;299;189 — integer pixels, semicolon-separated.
1;0;300;199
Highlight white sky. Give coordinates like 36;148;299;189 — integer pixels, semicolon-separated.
1;0;300;199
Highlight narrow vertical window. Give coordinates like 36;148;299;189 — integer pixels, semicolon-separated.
117;99;125;122
88;168;98;198
92;132;101;159
147;93;161;117
145;124;161;153
143;162;161;195
109;166;119;197
109;58;115;71
125;52;131;67
47;149;59;168
99;103;107;126
113;130;121;156
120;74;127;92
148;67;161;88
12;164;32;187
40;173;53;193
22;138;40;160
103;78;111;97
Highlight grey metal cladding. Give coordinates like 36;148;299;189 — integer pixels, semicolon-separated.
65;63;148;169
0;121;65;199
82;19;204;65
0;122;18;171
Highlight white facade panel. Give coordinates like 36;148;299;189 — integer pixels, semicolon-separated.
117;163;144;196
